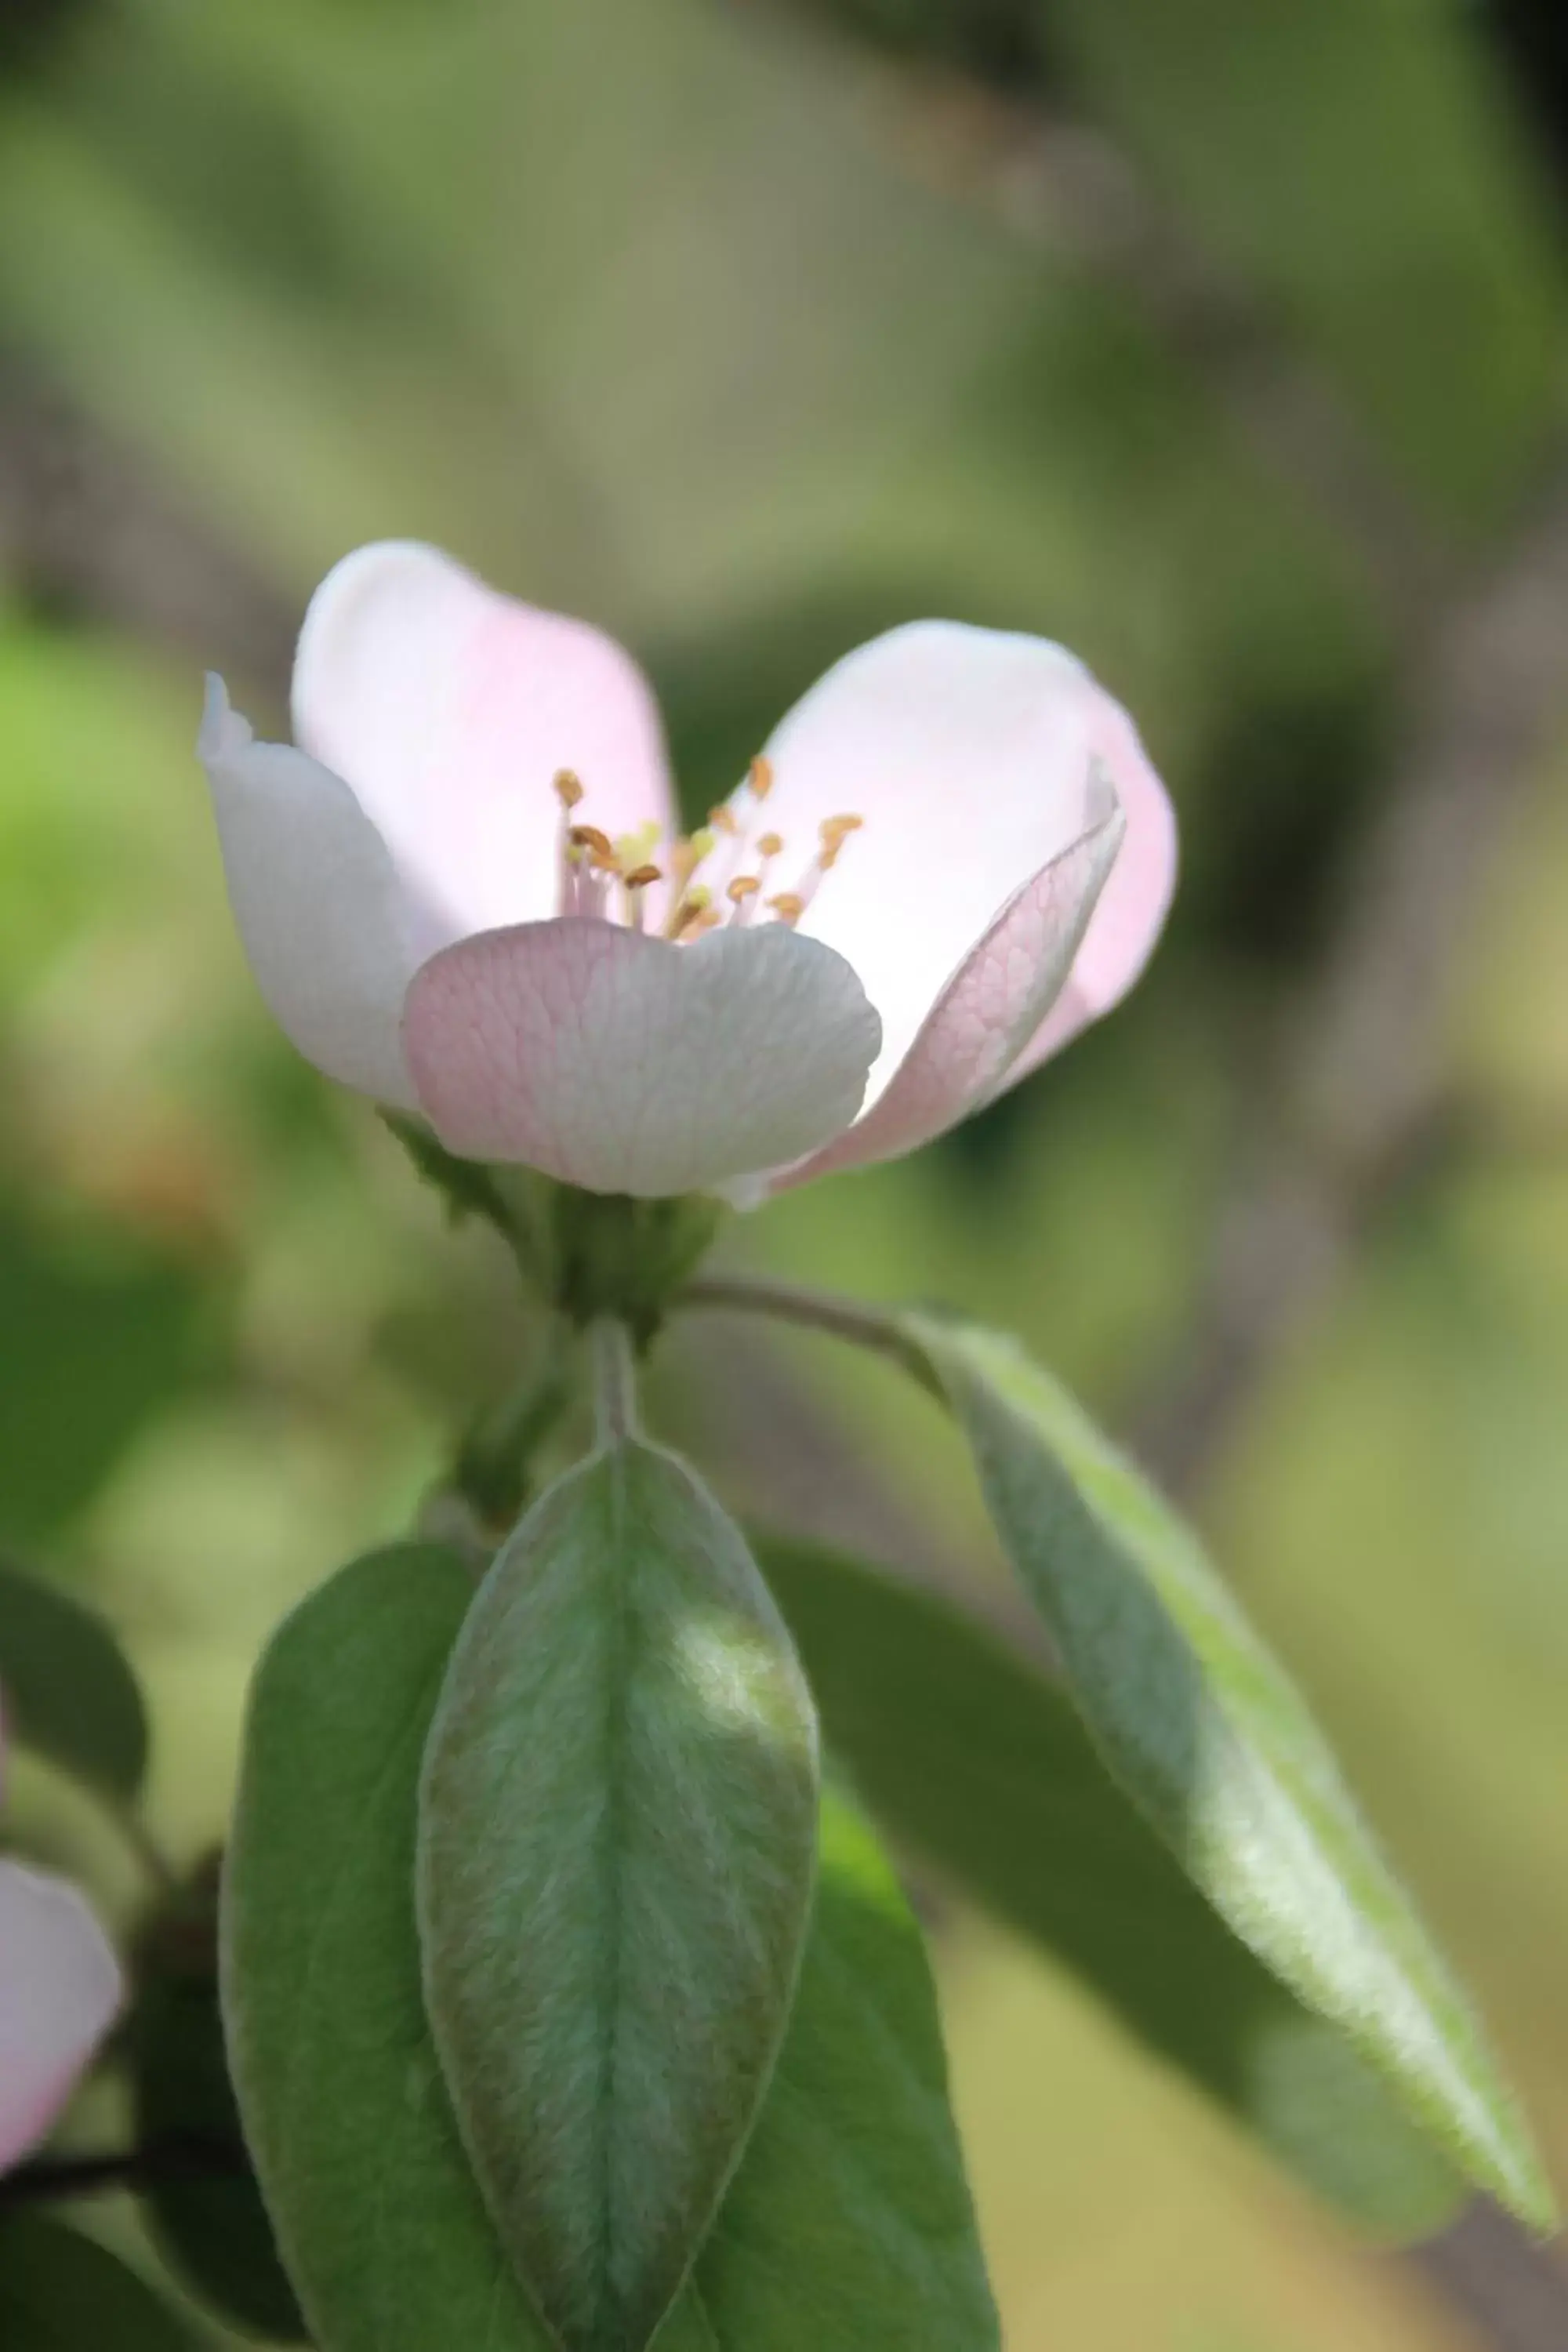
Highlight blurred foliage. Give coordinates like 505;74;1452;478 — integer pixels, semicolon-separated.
2;0;1567;2347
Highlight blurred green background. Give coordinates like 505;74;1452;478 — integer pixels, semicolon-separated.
3;0;1568;2343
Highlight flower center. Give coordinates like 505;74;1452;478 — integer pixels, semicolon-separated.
552;759;862;940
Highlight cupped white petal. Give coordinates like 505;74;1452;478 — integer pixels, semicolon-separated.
401;917;881;1198
753;621;1105;1108
199;674;422;1106
782;770;1123;1186
292;542;678;940
0;1860;122;2173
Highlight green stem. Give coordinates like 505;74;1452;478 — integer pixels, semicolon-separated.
676;1272;935;1389
590;1319;641;1446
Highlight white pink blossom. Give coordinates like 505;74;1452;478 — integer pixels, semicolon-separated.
201;543;1175;1199
0;1705;122;2173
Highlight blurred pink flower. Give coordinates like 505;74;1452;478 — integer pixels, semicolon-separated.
0;1708;122;2173
201;543;1176;1200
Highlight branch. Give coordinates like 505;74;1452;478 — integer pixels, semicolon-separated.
0;342;295;691
728;0;1446;633
1133;449;1568;1496
0;2137;249;2212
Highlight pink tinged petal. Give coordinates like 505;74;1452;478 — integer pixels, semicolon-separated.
292;542;678;940
782;771;1125;1187
0;1860;122;2173
401;918;881;1198
751;621;1110;1108
199;676;421;1107
1007;691;1178;1083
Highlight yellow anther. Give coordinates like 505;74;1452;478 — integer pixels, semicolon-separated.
554;768;585;809
749;755;775;800
569;823;617;868
673;884;718;940
710;804;740;837
727;876;761;904
819;813;863;843
625;863;662;890
757;832;784;859
768;891;805;924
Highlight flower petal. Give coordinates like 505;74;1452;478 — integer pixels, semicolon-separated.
782;773;1124;1186
292;542;677;939
199;676;421;1106
753;621;1109;1106
1004;689;1178;1083
401;918;881;1197
0;1860;122;2173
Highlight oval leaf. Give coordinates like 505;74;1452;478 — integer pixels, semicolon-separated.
418;1439;820;2352
0;2216;196;2349
223;1545;995;2352
223;1544;551;2352
0;1553;148;1796
132;1867;307;2341
902;1312;1554;2232
763;1534;1462;2238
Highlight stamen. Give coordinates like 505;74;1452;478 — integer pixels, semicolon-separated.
749;755;775;800
757;832;783;860
727;876;761;902
768;891;805;925
622;862;662;932
709;804;740;837
569;823;618;869
672;884;714;941
554;768;585;809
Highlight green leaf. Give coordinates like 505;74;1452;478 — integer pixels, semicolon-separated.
0;1553;148;1797
0;1189;207;1550
0;2216;196;2348
660;1786;998;2352
131;1867;307;2341
225;1544;994;2352
901;1312;1555;2232
223;1544;546;2352
762;1534;1462;2238
418;1439;819;2352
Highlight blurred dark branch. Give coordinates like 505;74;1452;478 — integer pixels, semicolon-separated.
0;343;294;687
731;0;1447;631
1414;2205;1568;2352
1132;451;1568;1495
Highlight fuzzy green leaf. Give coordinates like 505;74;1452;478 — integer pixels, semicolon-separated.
0;2216;196;2348
131;1870;307;2342
223;1544;549;2352
763;1534;1463;2237
223;1544;994;2352
418;1439;819;2352
0;1552;148;1797
902;1312;1554;2233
